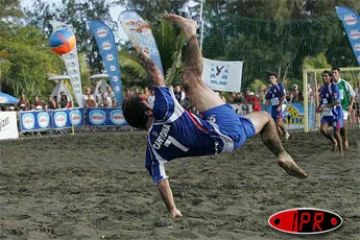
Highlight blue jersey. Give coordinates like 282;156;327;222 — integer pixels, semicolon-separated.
145;87;255;184
319;83;343;125
265;83;287;119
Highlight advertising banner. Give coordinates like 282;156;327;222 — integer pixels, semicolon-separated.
86;108;127;126
52;108;84;130
0;112;19;140
20;111;51;132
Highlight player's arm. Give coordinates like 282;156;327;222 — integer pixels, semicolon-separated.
345;81;356;110
157;179;182;218
138;48;165;87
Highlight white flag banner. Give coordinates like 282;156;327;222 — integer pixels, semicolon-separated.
201;58;243;92
49;20;83;107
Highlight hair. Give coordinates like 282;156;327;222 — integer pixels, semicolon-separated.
331;67;340;72
267;72;278;78
122;96;151;129
322;70;333;80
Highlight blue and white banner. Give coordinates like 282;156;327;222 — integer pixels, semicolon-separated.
52;108;84;130
49;20;84;107
336;6;360;66
202;58;243;92
119;10;164;75
86;108;127;126
20;111;52;132
88;20;123;105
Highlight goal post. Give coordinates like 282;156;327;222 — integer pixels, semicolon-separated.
303;67;360;133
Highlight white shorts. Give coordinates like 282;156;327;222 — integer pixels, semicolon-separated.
342;110;349;120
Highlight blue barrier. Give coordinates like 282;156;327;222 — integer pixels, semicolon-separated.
52;108;84;130
86;108;127;126
20;110;52;132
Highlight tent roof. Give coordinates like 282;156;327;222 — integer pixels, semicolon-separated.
49;75;71;81
0;92;19;104
90;74;109;79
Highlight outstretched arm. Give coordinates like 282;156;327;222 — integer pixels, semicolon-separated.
137;48;165;87
157;178;182;218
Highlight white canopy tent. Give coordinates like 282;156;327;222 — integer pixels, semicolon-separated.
90;74;111;97
49;75;73;103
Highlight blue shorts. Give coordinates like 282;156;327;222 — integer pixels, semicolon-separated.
271;105;286;120
320;107;344;129
202;104;256;151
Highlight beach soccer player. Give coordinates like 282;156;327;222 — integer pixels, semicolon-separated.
331;67;356;150
122;14;308;218
264;73;291;142
317;70;344;156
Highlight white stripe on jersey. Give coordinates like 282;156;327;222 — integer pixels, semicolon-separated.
210;122;234;153
167;136;189;152
147;136;168;180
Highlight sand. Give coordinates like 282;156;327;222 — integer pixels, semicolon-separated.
0;129;359;240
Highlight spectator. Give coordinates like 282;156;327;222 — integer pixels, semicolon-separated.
59;94;68;108
46;95;57;110
33;95;45;110
85;93;96;108
125;88;132;99
245;87;251;102
147;89;155;107
100;92;112;107
107;86;116;101
248;92;261;112
289;84;304;103
227;92;236;103
18;92;30;111
174;85;185;104
233;92;245;103
134;88;140;96
140;87;150;102
257;86;266;104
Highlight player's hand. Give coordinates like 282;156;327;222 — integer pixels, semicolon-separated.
277;106;282;112
170;208;182;218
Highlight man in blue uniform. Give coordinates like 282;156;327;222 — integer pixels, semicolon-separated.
317;70;344;156
265;73;290;141
122;14;308;218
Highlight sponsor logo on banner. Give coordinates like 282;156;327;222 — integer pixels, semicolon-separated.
210;64;229;86
106;54;114;61
89;110;106;125
354;44;360;51
54;112;67;128
37;112;50;128
22;113;35;129
70;110;82;125
102;42;112;50
110;65;116;71
349;30;360;39
268;208;342;235
343;14;357;25
114;86;120;92
110;110;126;125
0;96;6;103
358;56;360;62
96;28;108;38
112;76;119;82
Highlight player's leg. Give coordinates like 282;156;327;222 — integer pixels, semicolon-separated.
340;127;349;150
320;122;337;150
163;13;224;113
333;124;344;157
246;111;307;179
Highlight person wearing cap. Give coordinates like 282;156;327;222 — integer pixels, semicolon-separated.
317;70;344;156
265;73;290;141
289;84;304;103
331;67;356;150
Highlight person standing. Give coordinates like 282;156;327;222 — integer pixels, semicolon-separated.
265;73;290;141
331;67;356;150
317;70;344;156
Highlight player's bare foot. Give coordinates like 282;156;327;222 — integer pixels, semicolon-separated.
163;13;197;39
331;141;338;152
278;153;308;179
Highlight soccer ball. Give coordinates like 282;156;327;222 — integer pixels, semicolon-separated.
49;29;76;55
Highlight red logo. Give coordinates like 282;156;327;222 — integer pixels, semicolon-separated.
350;30;360;40
354;44;360;52
344;15;357;25
268;208;342;234
96;28;107;37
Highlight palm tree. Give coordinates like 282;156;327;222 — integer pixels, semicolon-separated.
118;19;186;87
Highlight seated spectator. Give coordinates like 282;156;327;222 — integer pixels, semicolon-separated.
227;92;236;103
290;84;304;103
244;87;251;102
106;86;116;101
33;95;45;110
248;92;261;112
125;88;132;99
85;93;96;108
18;92;30;111
46;95;57;110
174;85;185;104
100;92;112;107
59;94;68;108
233;92;245;103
